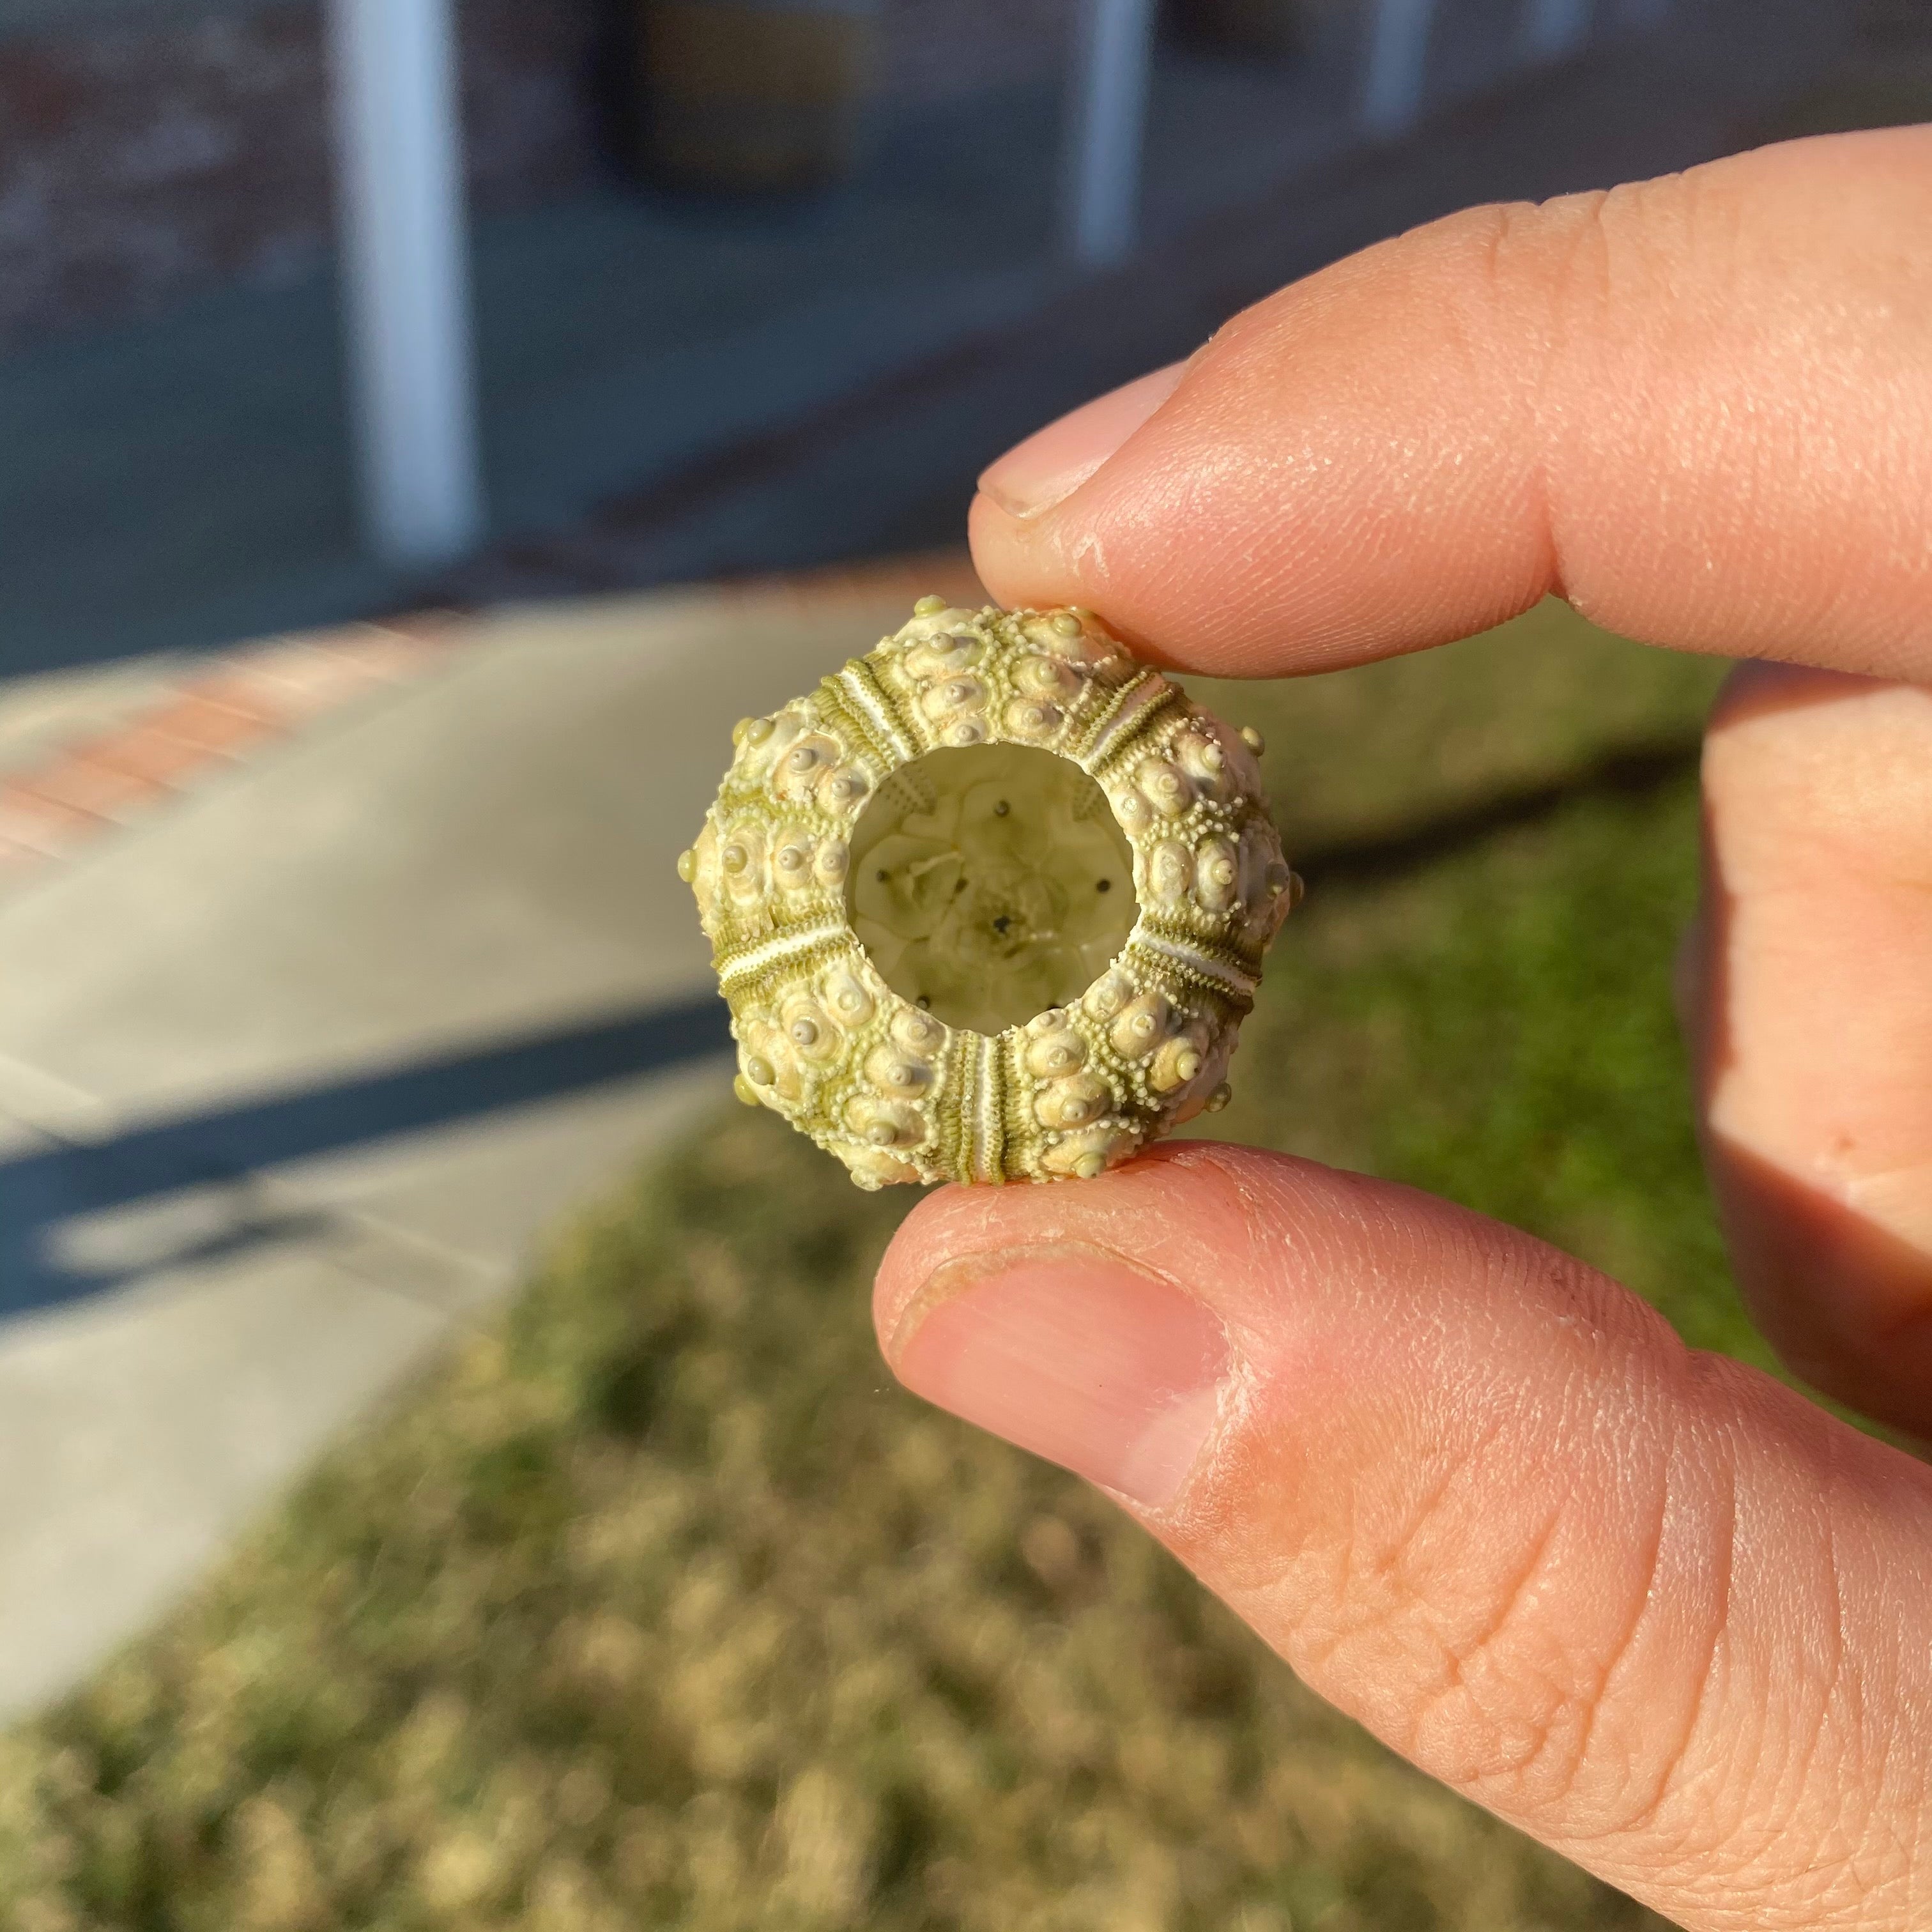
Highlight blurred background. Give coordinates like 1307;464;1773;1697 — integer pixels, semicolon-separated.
0;1;1925;1926
0;0;1890;672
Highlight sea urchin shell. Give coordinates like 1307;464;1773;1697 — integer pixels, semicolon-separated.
682;599;1294;1188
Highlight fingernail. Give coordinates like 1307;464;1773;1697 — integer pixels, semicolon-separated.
892;1249;1229;1510
977;363;1186;520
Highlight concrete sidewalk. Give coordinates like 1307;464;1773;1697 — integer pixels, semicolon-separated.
0;557;980;1722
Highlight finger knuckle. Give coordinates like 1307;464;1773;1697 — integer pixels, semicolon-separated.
1310;1467;1621;1809
1303;1301;1709;1832
1466;167;1744;334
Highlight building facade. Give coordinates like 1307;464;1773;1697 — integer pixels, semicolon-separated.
0;0;1082;349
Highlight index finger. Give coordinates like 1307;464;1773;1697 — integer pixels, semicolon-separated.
969;126;1932;683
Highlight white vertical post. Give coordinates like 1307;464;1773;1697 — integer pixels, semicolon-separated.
1064;0;1159;269
1522;0;1593;61
1362;0;1438;138
326;0;484;567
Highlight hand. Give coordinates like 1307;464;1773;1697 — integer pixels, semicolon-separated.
874;127;1932;1929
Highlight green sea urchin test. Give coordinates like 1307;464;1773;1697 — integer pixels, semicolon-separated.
682;599;1296;1187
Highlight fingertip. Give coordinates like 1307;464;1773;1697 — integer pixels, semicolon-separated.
976;361;1189;523
966;485;1135;636
871;1176;1006;1367
887;1242;1234;1512
873;1144;1250;1367
875;1145;1342;1399
963;487;1041;615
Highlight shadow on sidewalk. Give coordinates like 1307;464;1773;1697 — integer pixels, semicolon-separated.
1;996;732;1317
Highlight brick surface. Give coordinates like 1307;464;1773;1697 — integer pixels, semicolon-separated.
139;693;279;756
316;629;448;680
0;607;471;887
172;669;293;728
7;755;162;823
0;571;982;891
0;786;100;855
199;628;454;729
218;655;339;705
0;10;332;353
82;725;225;788
0;1;609;351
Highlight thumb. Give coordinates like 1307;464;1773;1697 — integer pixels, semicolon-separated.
873;1145;1932;1931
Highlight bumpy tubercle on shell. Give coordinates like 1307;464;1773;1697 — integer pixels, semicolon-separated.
682;597;1297;1189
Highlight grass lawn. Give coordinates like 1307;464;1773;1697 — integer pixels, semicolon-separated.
3;602;1763;1931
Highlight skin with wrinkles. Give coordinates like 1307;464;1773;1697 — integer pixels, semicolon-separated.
875;126;1932;1932
880;1149;1932;1924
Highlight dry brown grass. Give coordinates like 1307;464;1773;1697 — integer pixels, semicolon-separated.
0;1103;1678;1932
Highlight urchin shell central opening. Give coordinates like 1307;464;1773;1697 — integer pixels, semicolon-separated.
845;743;1137;1036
